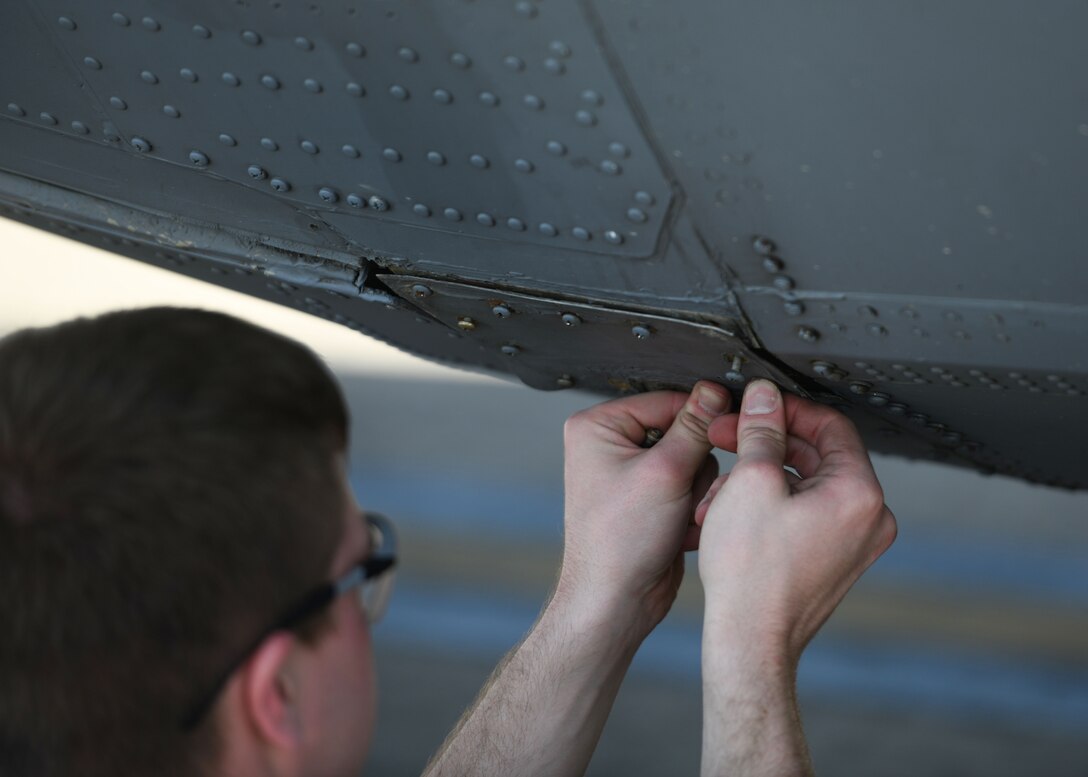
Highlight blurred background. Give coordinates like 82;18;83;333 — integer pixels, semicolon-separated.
2;219;1086;775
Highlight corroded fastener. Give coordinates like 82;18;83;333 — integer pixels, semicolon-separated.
456;317;476;332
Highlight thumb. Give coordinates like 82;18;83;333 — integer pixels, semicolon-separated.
735;380;789;475
652;380;732;477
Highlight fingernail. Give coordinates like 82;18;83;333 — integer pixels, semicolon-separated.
696;384;729;416
743;380;779;415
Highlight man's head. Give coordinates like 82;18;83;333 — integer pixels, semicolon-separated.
0;307;377;776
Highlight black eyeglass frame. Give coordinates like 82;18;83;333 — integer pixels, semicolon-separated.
180;510;397;731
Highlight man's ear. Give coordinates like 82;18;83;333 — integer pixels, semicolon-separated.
240;631;304;751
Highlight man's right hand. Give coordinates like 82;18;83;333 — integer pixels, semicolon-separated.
696;379;896;776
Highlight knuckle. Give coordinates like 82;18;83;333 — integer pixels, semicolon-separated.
740;424;787;454
676;408;710;440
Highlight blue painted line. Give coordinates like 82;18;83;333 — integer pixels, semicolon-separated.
375;583;1088;730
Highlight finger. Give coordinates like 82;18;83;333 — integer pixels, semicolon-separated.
693;472;729;526
651;380;732;477
708;417;823;478
691;455;720;509
732;380;790;490
566;390;688;450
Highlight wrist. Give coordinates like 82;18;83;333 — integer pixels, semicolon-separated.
548;572;659;650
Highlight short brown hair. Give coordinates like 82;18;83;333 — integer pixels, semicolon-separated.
0;308;349;777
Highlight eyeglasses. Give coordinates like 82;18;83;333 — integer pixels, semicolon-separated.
180;511;397;730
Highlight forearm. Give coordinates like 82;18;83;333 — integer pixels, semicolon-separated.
700;615;813;777
422;588;646;777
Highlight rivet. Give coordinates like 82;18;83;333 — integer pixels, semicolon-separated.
180;68;198;83
192;24;210;38
858;305;880;318
796;326;820;343
550;40;572;58
247;165;267;180
634;191;655;206
398;46;419;63
103;126;122;142
544;57;565;75
318;187;339;203
504;55;525;71
539;222;558;236
450;52;471;68
389;84;409;100
412;203;431;216
83;56;102;70
130;137;151;152
221;72;240;86
603;230;623;245
753;235;776;255
546;140;567;156
513;158;534;173
868;392;891;407
112;13;130;26
382;147;401;162
260;137;278;151
301;140;319;154
941;432;963;446
260;74;280;90
523;94;544;110
270;177;290;192
479;91;500;107
432;88;452;104
515;1;537;18
368;196;389;211
426;151;446;165
58;16;76;30
346;42;365;57
599;159;621;175
411;284;433;298
443;207;462;221
762;256;784;273
492;304;512;318
811;361;836;377
39;112;58;125
561;313;581;327
241;30;261;45
572;227;591;241
908;413;929;426
163;104;180;118
784;300;805;316
557;375;575;389
346;82;365;97
469;154;490;169
7;103;25;117
773;275;795;291
219;133;236;146
609;141;630;157
189;150;210;167
457;317;477;331
725;356;746;384
868;324;889;337
624;208;647;224
303;78;323;93
501;343;522;356
632;325;652;340
575;109;597;126
71;120;89;134
346;194;365;208
109;96;127;110
887;403;908;416
581;88;602;105
849;381;872;395
292;35;313;50
506;217;526;231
